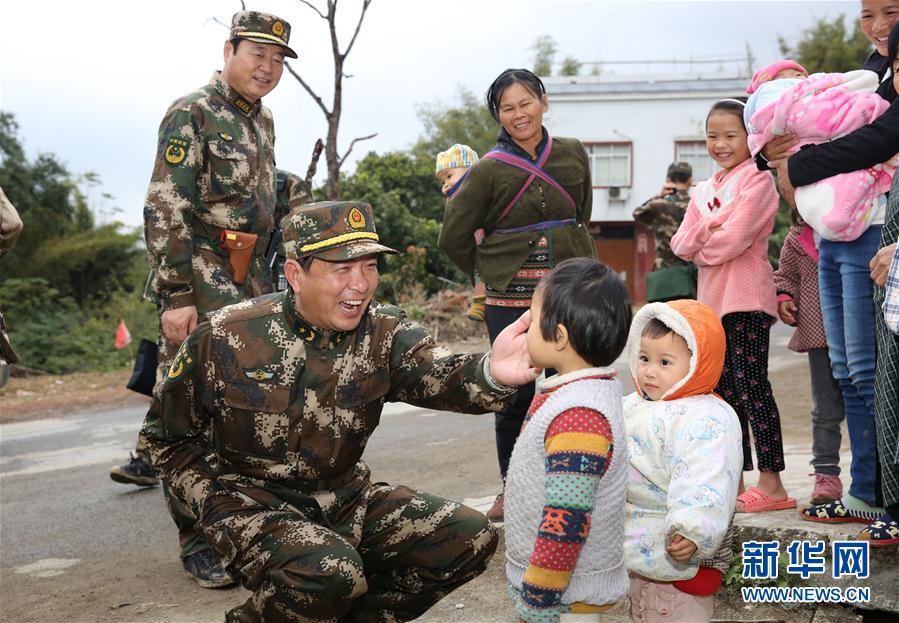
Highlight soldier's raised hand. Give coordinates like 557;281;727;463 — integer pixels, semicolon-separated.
489;310;541;387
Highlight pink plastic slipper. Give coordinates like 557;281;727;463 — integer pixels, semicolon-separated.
736;486;797;513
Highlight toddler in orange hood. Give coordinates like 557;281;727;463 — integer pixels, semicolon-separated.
623;300;742;623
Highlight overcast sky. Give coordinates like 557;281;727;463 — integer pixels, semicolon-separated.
1;0;860;227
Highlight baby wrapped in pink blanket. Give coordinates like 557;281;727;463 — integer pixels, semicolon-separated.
746;69;896;241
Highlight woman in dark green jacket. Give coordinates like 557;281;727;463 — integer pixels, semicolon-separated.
438;68;596;522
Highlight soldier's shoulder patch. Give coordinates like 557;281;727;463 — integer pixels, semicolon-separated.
166;341;195;382
164;136;190;167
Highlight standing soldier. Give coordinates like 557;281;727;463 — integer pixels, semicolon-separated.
142;201;538;622
108;10;297;588
633;162;696;302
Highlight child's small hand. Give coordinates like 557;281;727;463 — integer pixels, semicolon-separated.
778;299;798;326
666;534;698;563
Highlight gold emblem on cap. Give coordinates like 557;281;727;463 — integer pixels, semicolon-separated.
348;207;366;229
272;21;285;36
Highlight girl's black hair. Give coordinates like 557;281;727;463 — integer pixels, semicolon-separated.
485;68;547;122
706;97;748;131
536;258;632;367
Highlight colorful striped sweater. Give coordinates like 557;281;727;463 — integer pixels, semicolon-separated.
504;369;628;623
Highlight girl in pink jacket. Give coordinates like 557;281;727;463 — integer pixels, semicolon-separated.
671;99;796;514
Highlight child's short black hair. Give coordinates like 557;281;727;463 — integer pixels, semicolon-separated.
536;258;632;367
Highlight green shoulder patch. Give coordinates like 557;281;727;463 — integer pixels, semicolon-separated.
166;341;195;381
164;136;191;167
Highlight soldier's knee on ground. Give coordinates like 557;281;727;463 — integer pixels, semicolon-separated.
437;504;499;576
246;538;368;621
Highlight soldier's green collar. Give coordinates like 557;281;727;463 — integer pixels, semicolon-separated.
210;71;261;118
281;290;351;350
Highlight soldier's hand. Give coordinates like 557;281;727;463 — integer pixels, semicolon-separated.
870;243;897;287
490;310;541;387
161;305;199;345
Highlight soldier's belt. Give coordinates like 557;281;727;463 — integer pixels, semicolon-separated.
220;230;258;285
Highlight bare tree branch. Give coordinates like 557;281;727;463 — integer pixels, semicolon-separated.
338;133;377;165
285;61;330;117
297;0;328;20
240;0;246;9
210;16;230;29
342;0;371;58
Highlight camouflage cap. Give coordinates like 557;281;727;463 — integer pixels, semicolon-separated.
230;11;298;59
667;162;693;178
282;201;398;261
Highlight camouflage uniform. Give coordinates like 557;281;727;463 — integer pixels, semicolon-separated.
273;170;313;291
142;202;510;622
1;186;23;370
632;189;691;271
133;11;298;562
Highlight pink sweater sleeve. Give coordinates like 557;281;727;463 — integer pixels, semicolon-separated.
690;170;778;267
670;196;708;261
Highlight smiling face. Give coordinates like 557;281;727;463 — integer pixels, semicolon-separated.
288;255;379;332
861;1;899;57
497;81;547;155
706;111;750;174
222;39;285;102
636;331;692;401
436;167;468;196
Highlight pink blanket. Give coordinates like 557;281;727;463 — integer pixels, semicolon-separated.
747;70;897;241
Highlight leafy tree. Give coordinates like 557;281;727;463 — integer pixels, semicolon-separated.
779;15;873;73
560;56;582;77
412;89;499;164
532;35;557;76
0;112;141;304
339;151;465;296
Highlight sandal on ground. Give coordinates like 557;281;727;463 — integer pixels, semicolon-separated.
736;486;797;513
800;499;882;524
857;514;899;547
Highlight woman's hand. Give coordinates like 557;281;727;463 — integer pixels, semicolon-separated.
870;243;898;287
768;159;797;208
761;134;798;164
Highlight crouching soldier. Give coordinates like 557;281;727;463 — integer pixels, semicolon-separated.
142;201;540;622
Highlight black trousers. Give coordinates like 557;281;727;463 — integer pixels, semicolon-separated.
485;305;536;483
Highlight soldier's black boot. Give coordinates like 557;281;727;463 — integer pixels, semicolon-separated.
108;452;159;487
182;548;238;589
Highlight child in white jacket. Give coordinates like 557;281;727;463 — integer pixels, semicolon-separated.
623;300;743;622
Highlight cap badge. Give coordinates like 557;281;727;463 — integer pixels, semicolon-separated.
348;207;366;229
272;21;285;36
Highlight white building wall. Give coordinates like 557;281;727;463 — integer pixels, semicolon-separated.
546;89;740;223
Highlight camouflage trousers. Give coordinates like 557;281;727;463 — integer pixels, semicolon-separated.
199;465;498;622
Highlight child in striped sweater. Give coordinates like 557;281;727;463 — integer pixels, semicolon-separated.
504;258;632;623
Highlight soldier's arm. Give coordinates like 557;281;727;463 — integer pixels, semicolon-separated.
141;324;227;517
144;107;205;311
384;310;515;413
0;186;23;256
